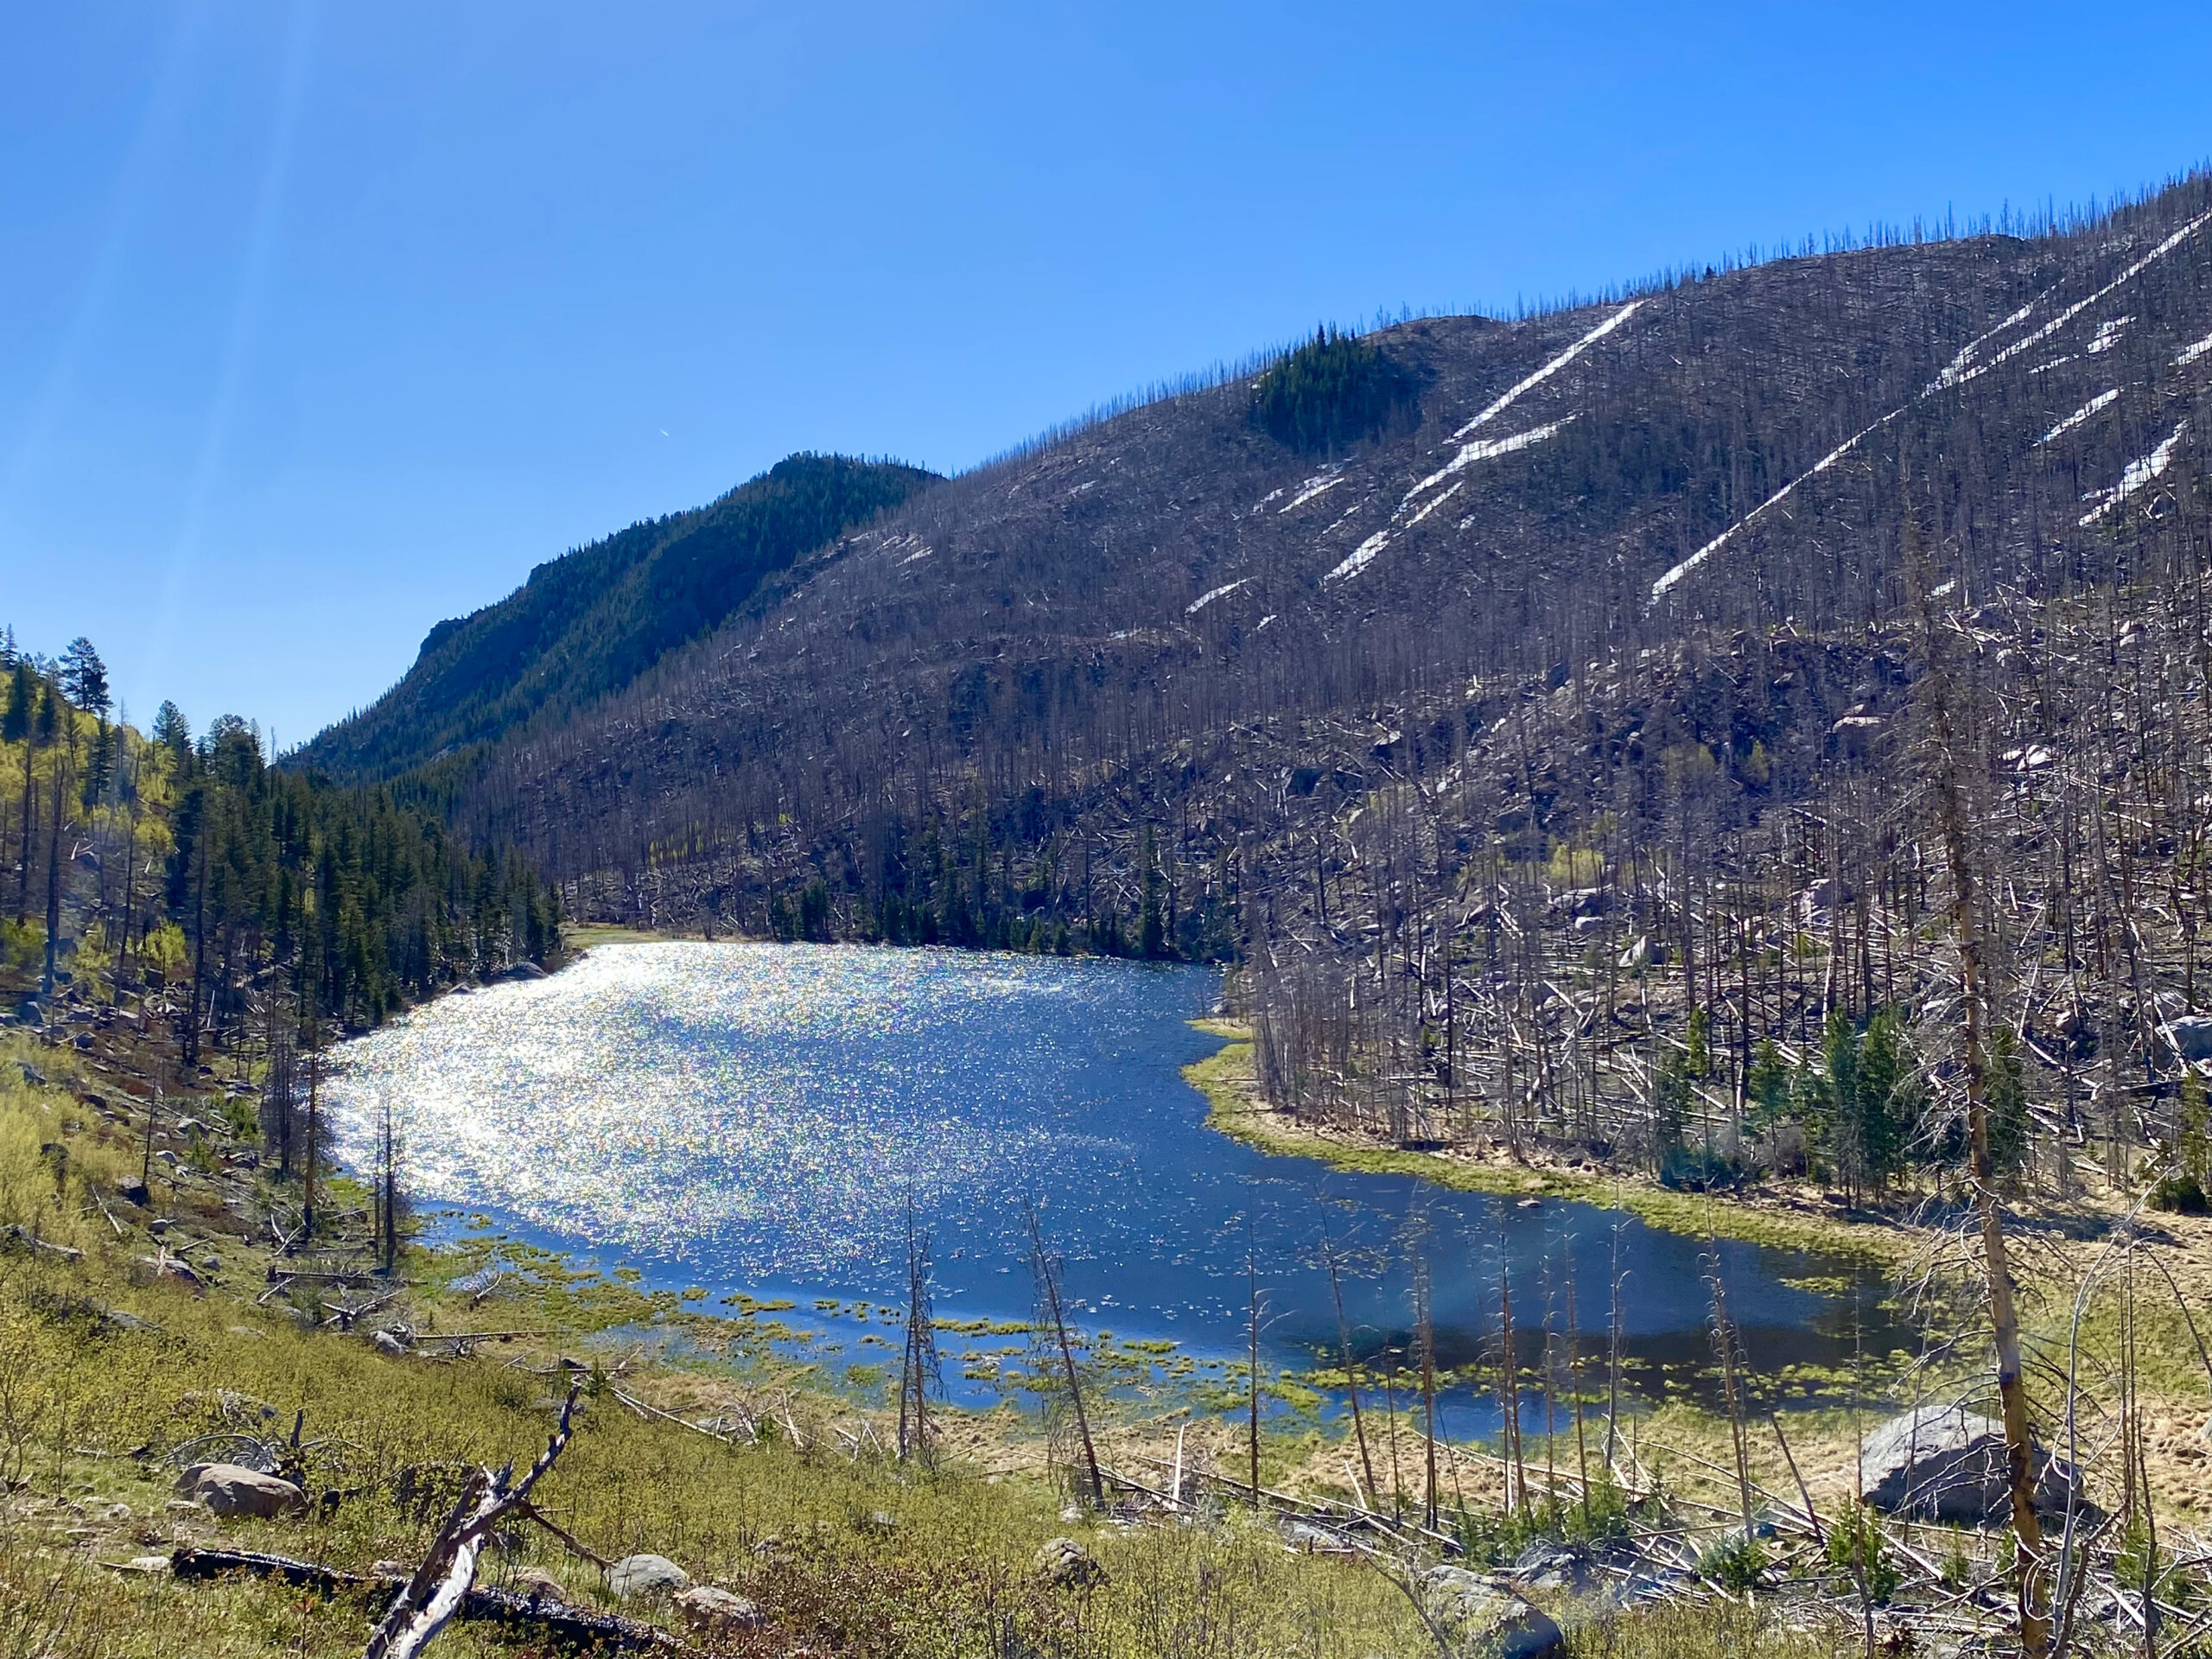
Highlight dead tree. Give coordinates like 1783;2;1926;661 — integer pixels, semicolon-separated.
1026;1204;1103;1507
1911;509;2049;1658
896;1196;942;1466
362;1385;584;1659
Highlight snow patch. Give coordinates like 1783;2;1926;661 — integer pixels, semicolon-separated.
1406;417;1573;500
2038;389;2119;445
2029;356;2078;375
1934;300;2039;389
1649;408;1905;603
1281;470;1345;512
1452;302;1642;439
2177;330;2212;367
1324;530;1393;583
1400;479;1464;530
1946;211;2212;391
1653;211;2212;608
1185;577;1251;615
2087;315;2134;354
2079;420;2189;524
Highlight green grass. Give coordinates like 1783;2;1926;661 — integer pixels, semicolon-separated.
1184;1026;1911;1265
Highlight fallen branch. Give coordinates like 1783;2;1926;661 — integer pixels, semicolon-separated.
169;1546;669;1649
3;1225;85;1262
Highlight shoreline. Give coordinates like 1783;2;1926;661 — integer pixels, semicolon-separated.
1182;1018;1916;1265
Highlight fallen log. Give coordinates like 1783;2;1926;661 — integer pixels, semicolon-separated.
3;1224;86;1262
168;1548;673;1649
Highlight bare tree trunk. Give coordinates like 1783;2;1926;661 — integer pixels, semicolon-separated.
1912;513;2049;1659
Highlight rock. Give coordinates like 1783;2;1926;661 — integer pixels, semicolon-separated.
606;1553;690;1599
1859;1404;2077;1523
855;1509;898;1535
104;1502;135;1524
1417;1567;1565;1659
118;1181;150;1209
16;1060;47;1086
175;1464;307;1520
108;1555;171;1573
2163;1016;2212;1065
675;1585;764;1636
1510;1540;1593;1596
372;1329;410;1356
1034;1535;1107;1590
505;961;548;981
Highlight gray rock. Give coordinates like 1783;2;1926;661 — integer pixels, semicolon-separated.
505;961;548;981
372;1329;410;1357
606;1553;690;1599
1859;1404;2077;1524
1510;1540;1593;1596
1418;1567;1564;1659
175;1463;307;1520
1034;1535;1107;1590
2164;1016;2212;1064
675;1585;764;1635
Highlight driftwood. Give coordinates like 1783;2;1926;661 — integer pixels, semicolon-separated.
168;1546;671;1649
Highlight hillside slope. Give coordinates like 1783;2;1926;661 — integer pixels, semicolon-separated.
300;452;938;779
316;174;2212;1191
429;179;2211;904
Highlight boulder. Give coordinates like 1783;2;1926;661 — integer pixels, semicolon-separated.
1418;1567;1564;1659
175;1464;307;1520
1033;1535;1107;1590
606;1553;690;1599
675;1585;765;1636
1859;1404;2077;1524
505;961;549;981
2163;1016;2212;1065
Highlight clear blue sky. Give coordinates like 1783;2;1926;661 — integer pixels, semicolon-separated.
4;1;2209;746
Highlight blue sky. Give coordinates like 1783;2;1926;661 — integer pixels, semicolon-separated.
4;2;2209;745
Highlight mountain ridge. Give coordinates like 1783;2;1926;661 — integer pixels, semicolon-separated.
298;451;939;780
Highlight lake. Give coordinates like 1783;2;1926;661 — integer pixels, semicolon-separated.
325;942;1902;1423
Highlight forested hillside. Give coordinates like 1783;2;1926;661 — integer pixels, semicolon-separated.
300;452;939;780
321;171;2212;1198
0;633;560;1069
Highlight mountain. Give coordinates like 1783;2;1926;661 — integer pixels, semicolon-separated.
299;452;940;779
315;171;2212;1183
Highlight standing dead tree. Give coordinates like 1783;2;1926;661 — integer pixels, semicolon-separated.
1910;505;2049;1659
1026;1204;1103;1508
896;1195;942;1466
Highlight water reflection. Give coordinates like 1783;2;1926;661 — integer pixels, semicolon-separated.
327;943;1904;1421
